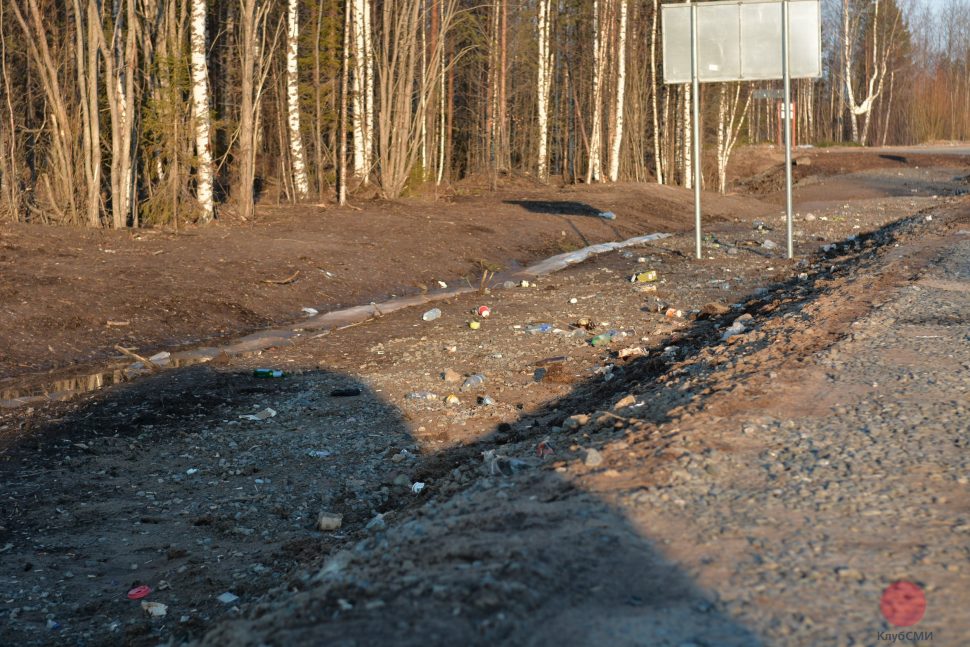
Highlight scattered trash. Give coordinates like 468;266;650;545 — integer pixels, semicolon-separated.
411;482;426;494
148;351;171;365
365;514;386;531
477;305;491;318
302;307;319;316
721;321;747;340
127;585;152;600
405;391;438;401
536;440;555;457
482;449;527;476
253;369;284;379
437;280;448;288
536;355;569;365
478;395;495;406
422;308;442;321
761;239;778;250
502;281;517;289
186;468;199;475
238;408;277;421
589;332;614;347
665;307;684;319
142;601;168;618
753;220;772;231
584;448;604;467
316;512;343;531
46;619;61;631
460;374;485;391
598;211;617;220
520;280;531;288
330;388;361;397
468;320;481;330
307;450;332;458
525;323;554;334
630;270;658;283
0;543;12;554
618;347;646;359
444;394;461;405
533;368;547;382
217;592;239;605
663;345;680;356
569;297;578;304
804;213;817;221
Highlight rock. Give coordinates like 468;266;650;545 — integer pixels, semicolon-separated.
217;592;240;604
142;601;168;617
563;414;590;430
365;514;386;531
762;239;778;250
441;368;462;383
836;567;863;581
317;512;343;531
804;213;817;221
701;302;731;317
584;448;604;467
533;368;547;382
613;394;637;410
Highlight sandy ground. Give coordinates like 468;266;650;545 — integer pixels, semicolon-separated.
0;149;968;646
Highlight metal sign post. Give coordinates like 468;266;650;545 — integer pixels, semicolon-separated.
782;0;794;259
662;0;820;262
691;1;702;259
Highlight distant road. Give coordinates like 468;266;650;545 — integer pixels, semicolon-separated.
818;143;970;157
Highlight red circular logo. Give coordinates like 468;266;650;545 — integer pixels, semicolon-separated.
880;581;926;627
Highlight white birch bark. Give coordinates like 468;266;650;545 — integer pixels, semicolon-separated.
362;0;374;184
190;0;214;221
608;0;627;182
287;0;309;199
650;0;663;184
715;82;751;193
351;0;366;179
587;0;604;184
536;0;552;181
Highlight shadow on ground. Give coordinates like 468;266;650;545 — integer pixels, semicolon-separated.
4;211;939;646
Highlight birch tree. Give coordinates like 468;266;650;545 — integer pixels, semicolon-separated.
715;82;751;193
536;0;552;181
287;0;309;199
587;0;606;183
608;0;627;182
843;0;901;144
190;0;214;221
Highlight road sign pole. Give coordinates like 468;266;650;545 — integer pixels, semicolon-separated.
782;0;794;259
690;0;702;260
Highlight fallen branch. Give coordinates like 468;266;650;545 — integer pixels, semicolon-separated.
114;345;159;371
262;270;300;285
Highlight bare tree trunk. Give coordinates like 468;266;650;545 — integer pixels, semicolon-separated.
716;82;751;193
587;0;605;183
287;0;309;199
682;84;692;188
536;0;552;181
650;0;663;184
608;0;627;182
338;0;350;205
190;0;214;221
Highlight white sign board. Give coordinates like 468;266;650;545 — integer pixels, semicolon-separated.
662;0;821;84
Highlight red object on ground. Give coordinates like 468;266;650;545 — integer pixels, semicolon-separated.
127;585;152;600
880;581;926;627
478;306;491;318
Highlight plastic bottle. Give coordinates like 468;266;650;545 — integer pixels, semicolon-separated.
422;308;442;321
461;374;486;391
253;369;285;378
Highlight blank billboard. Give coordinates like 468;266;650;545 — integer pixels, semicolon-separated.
662;0;821;84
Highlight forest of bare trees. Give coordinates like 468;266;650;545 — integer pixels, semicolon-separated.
0;0;967;227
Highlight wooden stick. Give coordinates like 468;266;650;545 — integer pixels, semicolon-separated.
262;270;300;285
114;345;159;371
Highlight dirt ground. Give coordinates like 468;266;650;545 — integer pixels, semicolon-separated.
0;148;968;646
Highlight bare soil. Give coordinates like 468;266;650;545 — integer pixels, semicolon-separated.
0;148;968;646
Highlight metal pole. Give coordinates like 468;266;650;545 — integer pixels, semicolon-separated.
782;0;794;259
690;0;702;259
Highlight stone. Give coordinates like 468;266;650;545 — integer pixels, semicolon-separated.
441;368;462;383
584;448;604;467
563;414;590;431
217;592;240;604
613;394;637;410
